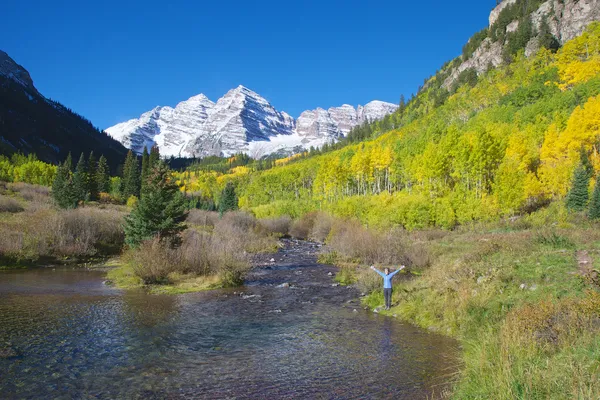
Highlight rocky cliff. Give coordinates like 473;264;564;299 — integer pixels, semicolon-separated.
443;0;600;89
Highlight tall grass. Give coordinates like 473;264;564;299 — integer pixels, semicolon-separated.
0;203;125;263
0;195;24;213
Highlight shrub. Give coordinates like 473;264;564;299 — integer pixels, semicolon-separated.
310;212;334;242
126;195;138;209
289;212;318;239
187;209;219;227
52;208;125;256
213;212;277;253
354;266;383;294
0;206;125;262
258;216;291;236
124;238;176;284
0;195;24;213
326;220;409;265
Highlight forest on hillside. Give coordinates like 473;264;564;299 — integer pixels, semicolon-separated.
171;23;600;229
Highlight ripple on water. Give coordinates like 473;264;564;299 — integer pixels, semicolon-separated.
0;245;458;399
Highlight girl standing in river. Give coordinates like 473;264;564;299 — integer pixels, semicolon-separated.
370;265;405;310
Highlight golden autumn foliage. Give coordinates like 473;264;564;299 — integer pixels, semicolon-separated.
179;23;600;229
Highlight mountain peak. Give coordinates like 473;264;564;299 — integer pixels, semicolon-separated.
107;87;398;158
0;50;36;92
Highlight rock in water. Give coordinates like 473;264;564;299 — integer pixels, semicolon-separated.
277;282;290;288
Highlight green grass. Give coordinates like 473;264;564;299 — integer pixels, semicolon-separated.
358;222;600;398
105;259;226;294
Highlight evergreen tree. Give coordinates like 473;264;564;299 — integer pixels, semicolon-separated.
121;150;140;199
72;153;89;203
52;153;78;209
149;146;160;168
96;155;111;194
124;161;187;248
140;146;149;194
580;146;594;178
566;164;590;211
538;17;560;52
87;151;98;200
589;175;600;220
219;181;238;214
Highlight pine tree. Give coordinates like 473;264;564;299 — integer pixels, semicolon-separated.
140;146;149;194
538;17;560;52
88;151;98;201
124;161;187;248
52;154;78;209
96;155;111;194
589;175;600;220
219;181;238;214
566;164;590;211
149;146;160;168
121;150;140;199
72;153;89;203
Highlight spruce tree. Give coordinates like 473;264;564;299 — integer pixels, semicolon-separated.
566;164;590;212
52;154;78;209
87;151;98;201
149;146;160;168
72;153;89;203
219;182;238;214
124;161;187;248
140;146;149;194
121;150;140;199
589;175;600;220
96;155;111;194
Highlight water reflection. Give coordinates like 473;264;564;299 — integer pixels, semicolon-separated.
0;256;458;399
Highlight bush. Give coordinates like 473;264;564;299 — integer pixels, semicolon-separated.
124;239;176;284
187;209;219;227
354;266;383;294
326;220;410;266
0;206;126;262
214;212;277;253
52;208;126;256
0;195;24;213
289;212;318;239
309;212;334;242
258;216;291;236
126;195;138;209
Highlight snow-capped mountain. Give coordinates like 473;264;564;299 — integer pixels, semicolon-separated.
106;85;397;158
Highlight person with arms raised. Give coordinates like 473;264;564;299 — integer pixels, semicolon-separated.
370;265;405;310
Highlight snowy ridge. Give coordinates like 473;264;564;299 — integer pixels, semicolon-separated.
106;85;397;158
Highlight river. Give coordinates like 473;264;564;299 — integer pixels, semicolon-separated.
0;239;458;399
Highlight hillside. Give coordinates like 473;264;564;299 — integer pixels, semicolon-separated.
175;20;600;230
0;51;127;170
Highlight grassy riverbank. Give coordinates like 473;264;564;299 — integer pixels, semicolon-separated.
105;210;286;293
0;182;125;268
313;205;600;399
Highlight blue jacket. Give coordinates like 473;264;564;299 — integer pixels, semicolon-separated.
374;268;401;289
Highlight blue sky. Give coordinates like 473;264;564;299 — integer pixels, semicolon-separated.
1;0;496;129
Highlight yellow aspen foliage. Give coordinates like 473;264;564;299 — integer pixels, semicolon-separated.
557;22;600;89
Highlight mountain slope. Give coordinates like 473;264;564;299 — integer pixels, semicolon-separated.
106;86;397;157
0;50;127;169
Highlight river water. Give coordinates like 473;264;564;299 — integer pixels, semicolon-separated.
0;239;458;399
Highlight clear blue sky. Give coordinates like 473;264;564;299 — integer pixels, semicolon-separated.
1;0;496;130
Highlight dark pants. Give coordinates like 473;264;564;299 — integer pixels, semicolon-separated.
384;288;392;308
